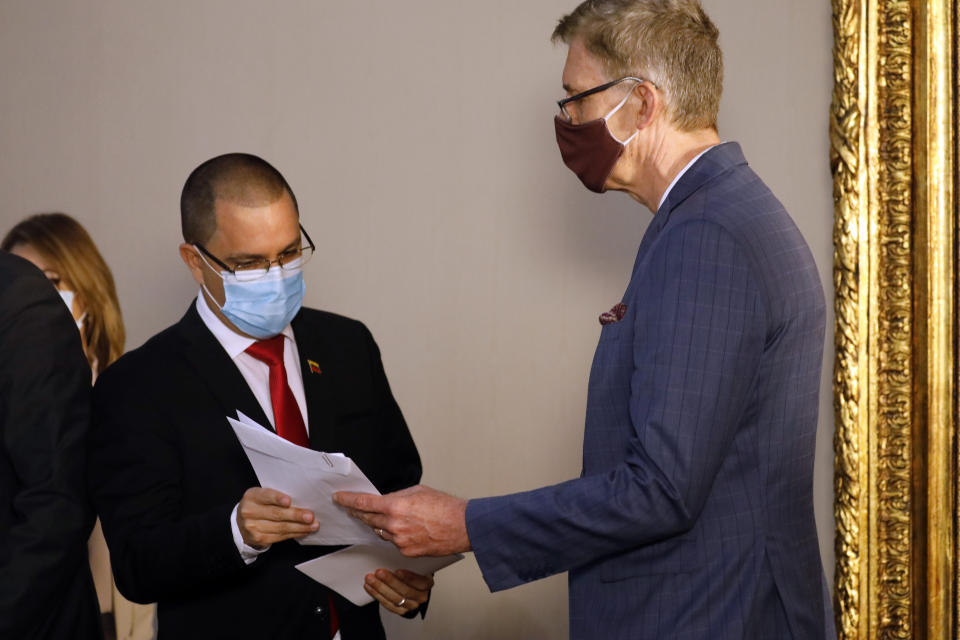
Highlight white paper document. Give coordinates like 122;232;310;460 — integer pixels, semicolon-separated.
295;542;463;606
227;412;382;546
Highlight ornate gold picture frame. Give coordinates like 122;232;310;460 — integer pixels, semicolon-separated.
831;0;956;638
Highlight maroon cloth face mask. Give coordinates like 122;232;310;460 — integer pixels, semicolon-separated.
554;115;628;193
554;81;640;193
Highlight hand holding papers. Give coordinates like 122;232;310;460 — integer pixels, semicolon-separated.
227;412;463;605
295;544;459;607
334;485;472;557
228;412;382;545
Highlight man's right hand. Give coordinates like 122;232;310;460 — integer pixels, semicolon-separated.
236;487;319;548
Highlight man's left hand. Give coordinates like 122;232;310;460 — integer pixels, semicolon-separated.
365;568;433;616
333;484;471;556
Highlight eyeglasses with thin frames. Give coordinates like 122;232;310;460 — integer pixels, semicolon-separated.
195;223;316;282
557;76;654;122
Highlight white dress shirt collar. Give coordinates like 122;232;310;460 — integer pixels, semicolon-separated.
657;143;721;212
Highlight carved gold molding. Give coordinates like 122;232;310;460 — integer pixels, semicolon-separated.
830;0;956;639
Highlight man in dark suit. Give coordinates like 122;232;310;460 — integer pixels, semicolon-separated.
0;252;102;640
89;153;431;639
336;2;836;639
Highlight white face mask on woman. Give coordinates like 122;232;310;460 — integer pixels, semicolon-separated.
58;289;85;329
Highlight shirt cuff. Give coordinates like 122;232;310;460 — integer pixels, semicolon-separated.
230;502;269;564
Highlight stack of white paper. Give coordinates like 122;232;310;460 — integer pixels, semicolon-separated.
227;412;463;605
295;542;462;606
228;412;382;546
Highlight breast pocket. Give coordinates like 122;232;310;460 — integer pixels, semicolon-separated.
597;310;633;343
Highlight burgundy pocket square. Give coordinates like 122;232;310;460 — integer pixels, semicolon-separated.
599;302;628;325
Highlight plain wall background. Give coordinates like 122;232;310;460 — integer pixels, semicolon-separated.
0;1;834;638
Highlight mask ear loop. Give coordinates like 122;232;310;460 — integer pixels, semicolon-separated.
603;80;642;146
193;245;228;312
193;245;228;276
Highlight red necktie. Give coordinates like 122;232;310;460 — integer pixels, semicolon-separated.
244;336;339;636
244;335;309;448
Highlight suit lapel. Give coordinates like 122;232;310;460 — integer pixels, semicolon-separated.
291;312;338;453
175;303;273;431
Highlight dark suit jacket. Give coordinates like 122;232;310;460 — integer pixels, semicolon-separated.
466;143;835;639
89;303;421;639
0;252;102;640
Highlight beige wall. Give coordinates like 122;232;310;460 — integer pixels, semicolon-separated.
0;1;833;638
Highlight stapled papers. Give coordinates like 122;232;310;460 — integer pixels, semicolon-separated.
227;411;383;545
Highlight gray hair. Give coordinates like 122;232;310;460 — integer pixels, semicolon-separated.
553;0;723;131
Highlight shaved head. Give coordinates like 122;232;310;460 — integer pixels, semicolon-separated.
180;153;298;244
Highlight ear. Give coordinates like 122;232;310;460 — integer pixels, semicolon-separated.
633;82;661;130
179;243;205;285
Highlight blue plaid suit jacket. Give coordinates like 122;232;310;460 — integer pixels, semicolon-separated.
466;143;835;639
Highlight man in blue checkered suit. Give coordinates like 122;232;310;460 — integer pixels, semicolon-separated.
337;1;836;638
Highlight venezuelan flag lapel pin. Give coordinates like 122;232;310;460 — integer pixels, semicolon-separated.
307;359;322;375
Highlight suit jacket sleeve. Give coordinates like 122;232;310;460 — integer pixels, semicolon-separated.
0;268;95;634
465;220;766;591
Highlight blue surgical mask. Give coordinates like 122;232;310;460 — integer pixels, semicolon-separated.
198;252;306;339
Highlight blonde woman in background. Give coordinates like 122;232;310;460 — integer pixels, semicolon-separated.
2;213;156;640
